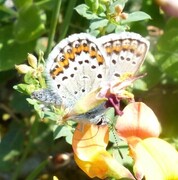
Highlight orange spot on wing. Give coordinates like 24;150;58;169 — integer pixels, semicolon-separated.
90;49;97;58
82;45;89;52
50;66;63;78
122;39;131;50
73;45;82;54
113;45;122;53
105;47;113;54
69;52;75;60
96;54;104;64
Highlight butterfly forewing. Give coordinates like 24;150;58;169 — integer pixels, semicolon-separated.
46;33;108;108
98;32;150;82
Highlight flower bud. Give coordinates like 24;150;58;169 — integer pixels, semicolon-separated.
115;5;123;15
120;12;128;19
15;64;32;74
27;53;38;68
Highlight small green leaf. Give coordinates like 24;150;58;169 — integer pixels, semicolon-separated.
115;25;127;33
53;125;72;139
75;4;98;19
13;83;33;94
90;18;108;30
121;11;151;24
106;23;116;33
44;111;60;121
24;72;39;86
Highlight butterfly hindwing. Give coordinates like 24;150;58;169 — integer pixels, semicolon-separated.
98;32;150;82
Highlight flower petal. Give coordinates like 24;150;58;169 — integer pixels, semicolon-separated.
116;102;161;139
74;150;135;179
128;137;178;180
72;124;135;179
72;123;109;161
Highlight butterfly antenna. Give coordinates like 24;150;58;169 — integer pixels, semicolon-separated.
110;124;123;159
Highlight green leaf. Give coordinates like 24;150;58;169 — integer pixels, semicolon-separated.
121;11;151;24
0;25;36;71
43;111;60;121
75;4;98;19
13;83;32;94
26;158;49;180
24;72;39;86
13;4;46;43
90;18;108;30
115;25;127;33
106;23;116;33
53;125;73;144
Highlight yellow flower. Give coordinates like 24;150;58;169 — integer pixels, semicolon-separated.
115;102;178;179
129;137;178;180
72;123;135;179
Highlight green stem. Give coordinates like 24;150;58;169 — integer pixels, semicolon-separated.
59;0;77;41
26;158;51;180
0;6;18;17
35;0;51;7
45;0;62;58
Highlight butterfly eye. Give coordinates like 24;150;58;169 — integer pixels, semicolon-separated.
96;116;108;126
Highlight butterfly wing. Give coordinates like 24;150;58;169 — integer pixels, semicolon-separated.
45;33;108;109
98;32;150;82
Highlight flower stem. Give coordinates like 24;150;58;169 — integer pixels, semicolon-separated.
45;0;62;58
59;0;77;41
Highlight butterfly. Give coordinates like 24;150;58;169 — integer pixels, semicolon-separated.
32;32;150;125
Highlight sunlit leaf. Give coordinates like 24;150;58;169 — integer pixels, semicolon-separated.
75;4;99;19
121;11;151;24
90;18;108;30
